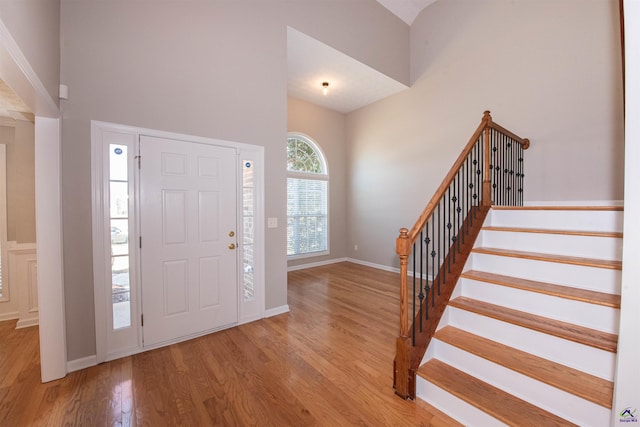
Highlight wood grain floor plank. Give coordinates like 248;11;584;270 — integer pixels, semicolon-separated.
434;326;614;408
461;270;621;308
482;225;623;238
418;359;578;427
449;296;618;352
0;262;462;426
473;247;622;270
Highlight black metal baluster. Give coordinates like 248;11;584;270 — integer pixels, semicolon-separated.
418;231;424;333
502;134;506;205
508;138;514;206
476;139;481;212
411;243;416;345
495;131;500;205
447;187;452;273
505;137;510;205
456;172;464;253
430;214;436;308
520;142;525;206
437;202;442;295
425;225;430;320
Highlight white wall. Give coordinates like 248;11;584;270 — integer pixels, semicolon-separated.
346;0;624;268
287;97;348;267
59;0;408;360
612;0;640;422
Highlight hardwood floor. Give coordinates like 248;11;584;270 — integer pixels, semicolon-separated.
0;262;458;426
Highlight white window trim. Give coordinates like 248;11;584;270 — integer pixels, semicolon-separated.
286;133;330;260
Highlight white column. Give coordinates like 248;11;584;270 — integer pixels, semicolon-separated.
35;117;67;382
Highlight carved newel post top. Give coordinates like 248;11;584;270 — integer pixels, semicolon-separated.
396;228;411;257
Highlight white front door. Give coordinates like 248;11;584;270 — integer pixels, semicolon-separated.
139;135;238;348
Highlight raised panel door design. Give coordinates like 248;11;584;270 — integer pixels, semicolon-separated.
198;191;219;243
163;260;188;316
140;135;238;347
198;256;220;309
162;190;187;245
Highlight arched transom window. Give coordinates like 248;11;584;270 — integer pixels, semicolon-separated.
286;134;329;257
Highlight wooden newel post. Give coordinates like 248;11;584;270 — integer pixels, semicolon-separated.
395;228;412;398
482;110;492;206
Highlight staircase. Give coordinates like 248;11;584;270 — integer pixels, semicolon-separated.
415;206;623;426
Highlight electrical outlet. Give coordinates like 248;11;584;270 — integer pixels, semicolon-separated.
267;217;278;228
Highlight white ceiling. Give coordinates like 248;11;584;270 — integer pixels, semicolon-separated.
375;0;439;25
287;1;438;114
287;28;408;114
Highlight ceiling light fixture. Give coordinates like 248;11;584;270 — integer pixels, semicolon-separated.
322;81;329;96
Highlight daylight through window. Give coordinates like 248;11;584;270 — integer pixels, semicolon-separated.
287;135;328;257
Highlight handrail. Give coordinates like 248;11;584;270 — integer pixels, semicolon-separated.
394;110;530;399
406;115;488;243
406;111;528;243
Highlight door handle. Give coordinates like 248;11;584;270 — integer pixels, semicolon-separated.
228;243;236;250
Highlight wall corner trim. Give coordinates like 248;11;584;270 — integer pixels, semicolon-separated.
263;305;290;318
67;355;98;373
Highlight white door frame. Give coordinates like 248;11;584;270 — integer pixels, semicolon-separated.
91;121;265;363
0;19;67;382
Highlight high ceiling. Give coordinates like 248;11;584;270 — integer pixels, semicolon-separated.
287;28;408;114
287;1;438;114
375;0;439;25
3;2;438;120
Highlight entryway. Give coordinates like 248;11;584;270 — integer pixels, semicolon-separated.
139;135;238;347
91;122;265;364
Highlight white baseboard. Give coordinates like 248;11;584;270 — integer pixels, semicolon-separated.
287;256;401;275
264;305;290;317
67;355;98;373
287;257;349;272
346;257;400;274
0;312;19;322
15;317;38;329
524;200;624;207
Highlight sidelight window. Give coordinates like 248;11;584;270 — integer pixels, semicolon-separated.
109;144;131;329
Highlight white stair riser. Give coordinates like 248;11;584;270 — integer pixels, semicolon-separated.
446;307;616;380
460;278;620;334
470;252;621;294
478;229;622;261
488;210;623;233
431;341;611;426
415;376;508;427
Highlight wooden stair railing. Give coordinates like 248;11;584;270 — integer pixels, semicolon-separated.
394;111;530;399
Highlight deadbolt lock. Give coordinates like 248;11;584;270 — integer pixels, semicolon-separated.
229;231;235;237
228;243;236;250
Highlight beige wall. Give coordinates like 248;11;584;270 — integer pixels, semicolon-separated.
0;121;36;244
347;0;624;268
60;0;408;360
0;0;60;106
287;97;348;267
